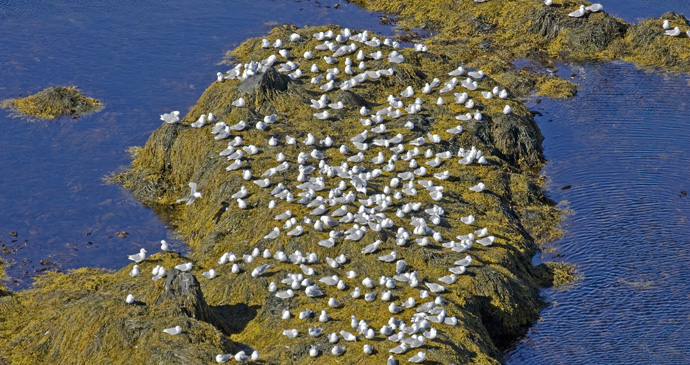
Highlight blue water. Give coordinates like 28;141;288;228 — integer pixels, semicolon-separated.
1;0;689;363
0;0;394;289
504;61;690;363
599;0;690;22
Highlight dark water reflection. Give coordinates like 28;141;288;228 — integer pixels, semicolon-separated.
505;61;690;363
0;0;394;289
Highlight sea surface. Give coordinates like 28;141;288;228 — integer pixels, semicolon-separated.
0;0;394;288
0;0;688;363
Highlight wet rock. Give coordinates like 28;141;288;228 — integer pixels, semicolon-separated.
158;269;211;320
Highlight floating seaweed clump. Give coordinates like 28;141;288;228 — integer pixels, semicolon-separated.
4;86;102;119
2;25;568;364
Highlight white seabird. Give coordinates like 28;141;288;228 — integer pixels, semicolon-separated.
202;269;217;279
585;3;604;12
568;5;586;18
128;248;147;263
175;262;193;272
176;182;202;205
160;111;180;124
163;326;182;335
665;27;681;37
408;351;426;363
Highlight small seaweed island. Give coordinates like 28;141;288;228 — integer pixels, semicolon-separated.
2;86;101;120
1;0;689;363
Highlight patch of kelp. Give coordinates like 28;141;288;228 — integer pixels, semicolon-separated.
2;86;102;119
356;0;690;73
2;25;568;363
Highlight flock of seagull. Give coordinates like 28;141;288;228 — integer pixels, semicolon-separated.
126;1;690;363
149;24;511;363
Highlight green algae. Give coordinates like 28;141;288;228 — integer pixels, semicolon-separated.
2;86;102;120
2;25;569;364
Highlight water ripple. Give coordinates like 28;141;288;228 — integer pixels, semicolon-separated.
506;61;690;364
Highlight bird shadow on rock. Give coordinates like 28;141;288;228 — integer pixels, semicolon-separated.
210;303;259;335
425;336;475;364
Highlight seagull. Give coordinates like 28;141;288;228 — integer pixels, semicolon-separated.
251;263;270;277
163;326;182;335
438;274;457;284
128;248;147;263
176;182;202;205
234;352;250;362
461;215;475;225
400;86;414;98
232;97;246;107
469;182;485;192
363;344;374;354
455;255;473;267
276;289;295;299
446;125;463;134
426;282;445;293
287;225;304;236
216;354;232;363
299;308;313;319
477;236;495;246
663;19;671;30
340;330;357;341
389;343;408;354
665;27;681;37
568;5;586;18
175;262;193;272
319;310;330;322
129;265;140;277
307;285;325;297
331;345;346;356
408;351;426;363
283;329;299;338
585;3;604;12
263;227;280;240
361;240;381;254
314;111;330;120
202;269;217;279
378;251;397;262
160;111;180;124
191;114;206;128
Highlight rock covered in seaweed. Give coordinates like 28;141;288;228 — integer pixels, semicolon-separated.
2;25;565;364
2;86;102;119
114;24;561;363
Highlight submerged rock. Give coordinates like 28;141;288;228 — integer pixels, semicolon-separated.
3;86;102;119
